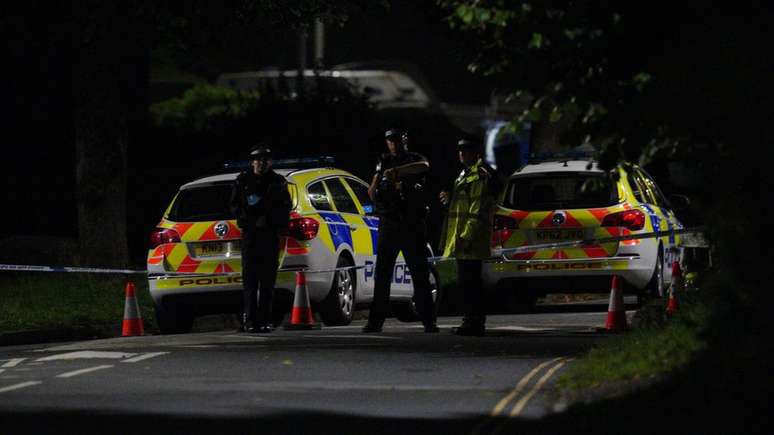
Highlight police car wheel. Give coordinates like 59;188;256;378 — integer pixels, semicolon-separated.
155;299;194;334
394;266;442;322
320;255;356;326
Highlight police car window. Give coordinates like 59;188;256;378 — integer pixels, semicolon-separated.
326;178;359;214
168;183;235;222
307;181;333;211
344;178;374;215
636;169;658;205
639;169;668;208
627;171;647;203
504;174;618;211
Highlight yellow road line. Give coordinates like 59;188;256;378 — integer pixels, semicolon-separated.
469;357;565;435
490;357;563;417
509;358;571;417
489;358;574;435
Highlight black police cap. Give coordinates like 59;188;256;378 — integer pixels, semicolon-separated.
457;139;482;151
249;144;272;159
384;129;406;139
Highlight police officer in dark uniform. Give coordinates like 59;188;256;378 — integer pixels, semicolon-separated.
363;129;439;333
230;145;291;333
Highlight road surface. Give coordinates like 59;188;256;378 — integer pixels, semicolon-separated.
0;300;635;434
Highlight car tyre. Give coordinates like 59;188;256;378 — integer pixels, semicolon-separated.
320;255;356;326
155;299;194;334
395;265;442;322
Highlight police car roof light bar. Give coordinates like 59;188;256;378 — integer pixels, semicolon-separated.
223;156;336;171
528;144;597;164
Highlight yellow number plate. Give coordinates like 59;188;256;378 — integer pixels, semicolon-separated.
534;229;585;242
193;241;240;257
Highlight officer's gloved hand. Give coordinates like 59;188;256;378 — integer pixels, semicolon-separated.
439;191;450;207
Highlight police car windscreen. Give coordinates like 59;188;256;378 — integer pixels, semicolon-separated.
168;183;235;222
503;173;618;211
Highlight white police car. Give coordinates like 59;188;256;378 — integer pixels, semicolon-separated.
486;159;684;308
147;159;440;333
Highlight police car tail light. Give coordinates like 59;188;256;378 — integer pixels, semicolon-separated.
493;215;519;244
601;209;645;230
287;217;319;241
149;228;181;248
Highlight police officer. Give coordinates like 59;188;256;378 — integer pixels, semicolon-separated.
363;129;439;333
230;145;291;333
439;139;499;336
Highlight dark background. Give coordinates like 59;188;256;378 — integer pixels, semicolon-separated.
2;1;494;265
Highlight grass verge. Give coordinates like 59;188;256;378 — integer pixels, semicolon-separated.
557;294;708;394
0;272;157;340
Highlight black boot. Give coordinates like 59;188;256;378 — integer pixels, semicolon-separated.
423;322;440;333
238;313;255;333
255;323;273;334
362;322;383;333
451;317;485;336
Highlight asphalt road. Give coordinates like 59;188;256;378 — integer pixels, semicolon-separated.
0;300;636;435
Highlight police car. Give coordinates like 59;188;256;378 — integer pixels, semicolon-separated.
147;158;440;333
485;159;683;308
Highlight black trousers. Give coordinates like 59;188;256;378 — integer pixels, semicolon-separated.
241;227;279;326
457;259;485;326
368;217;435;326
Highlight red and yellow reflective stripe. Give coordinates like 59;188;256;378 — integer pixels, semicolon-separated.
496;205;636;260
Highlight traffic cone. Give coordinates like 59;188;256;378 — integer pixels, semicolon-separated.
122;281;144;336
604;275;628;331
666;262;682;317
284;271;321;330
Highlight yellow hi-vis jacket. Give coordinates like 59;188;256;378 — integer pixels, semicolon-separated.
440;158;496;260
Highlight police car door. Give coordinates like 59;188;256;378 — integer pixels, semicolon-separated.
342;178;380;298
638;169;683;274
325;178;376;296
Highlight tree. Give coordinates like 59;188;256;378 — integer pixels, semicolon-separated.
6;1;376;267
438;0;774;409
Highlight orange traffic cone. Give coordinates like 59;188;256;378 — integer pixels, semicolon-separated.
666;261;682;317
122;281;144;336
605;275;628;332
284;271;321;330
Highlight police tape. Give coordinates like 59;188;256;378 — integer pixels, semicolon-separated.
491;226;700;260
0;264;148;275
0;227;704;278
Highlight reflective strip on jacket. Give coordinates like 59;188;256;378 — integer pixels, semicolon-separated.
440;158;496;260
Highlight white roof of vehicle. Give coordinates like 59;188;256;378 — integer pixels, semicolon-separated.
180;169;297;189
216;69;433;109
513;160;603;176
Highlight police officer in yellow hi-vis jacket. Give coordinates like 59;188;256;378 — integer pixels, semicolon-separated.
439;139;500;336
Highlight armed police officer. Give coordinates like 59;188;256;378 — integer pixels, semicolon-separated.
439;139;500;336
231;145;291;333
363;129;439;333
